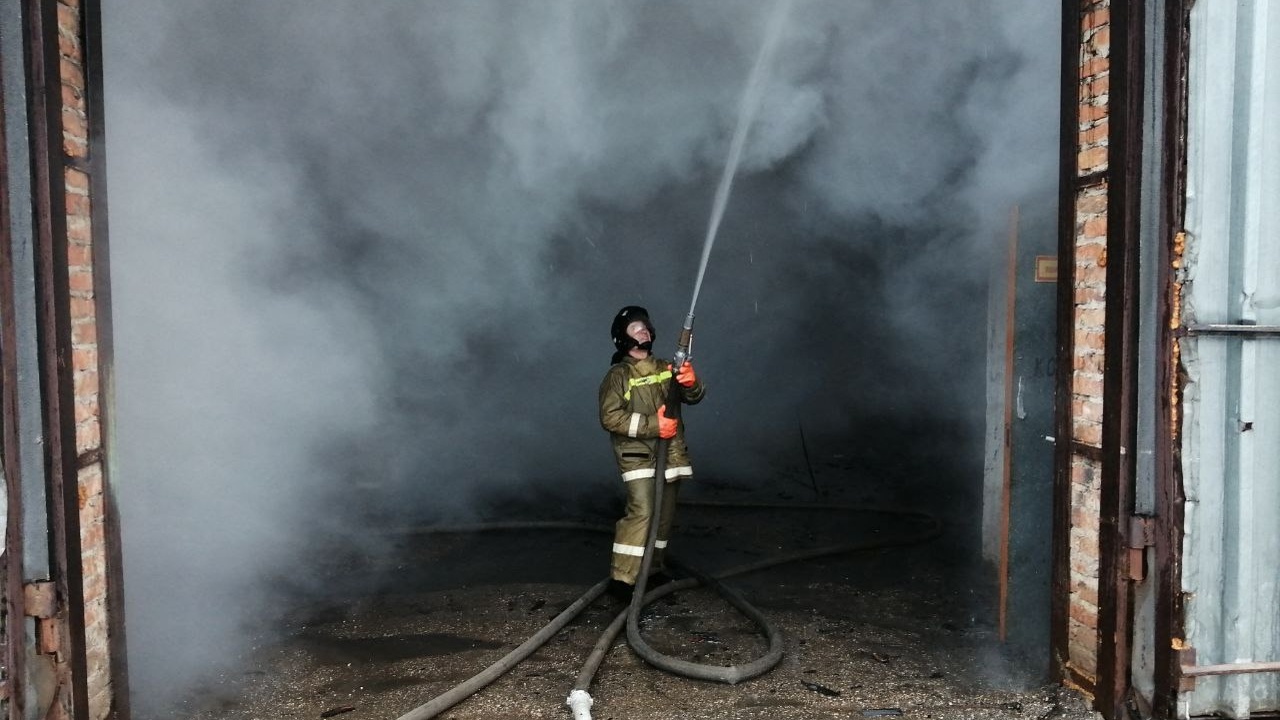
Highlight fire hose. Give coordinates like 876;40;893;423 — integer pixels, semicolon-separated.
393;504;941;720
618;317;785;686
395;318;941;720
397;5;807;715
394;439;940;720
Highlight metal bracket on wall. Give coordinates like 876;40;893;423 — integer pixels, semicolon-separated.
23;582;63;661
1177;645;1280;691
1126;515;1154;581
22;583;56;619
1182;324;1280;338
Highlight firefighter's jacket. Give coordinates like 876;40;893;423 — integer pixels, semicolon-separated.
599;355;706;482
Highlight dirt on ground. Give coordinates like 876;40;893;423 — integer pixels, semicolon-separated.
163;515;1095;718
158;428;1100;720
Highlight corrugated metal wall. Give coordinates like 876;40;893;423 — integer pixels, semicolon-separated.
1179;0;1280;716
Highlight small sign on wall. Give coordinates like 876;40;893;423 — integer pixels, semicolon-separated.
1035;256;1058;283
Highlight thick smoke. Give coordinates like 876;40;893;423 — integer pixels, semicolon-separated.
103;0;1058;712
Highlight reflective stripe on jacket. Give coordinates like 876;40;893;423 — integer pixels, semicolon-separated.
599;355;705;481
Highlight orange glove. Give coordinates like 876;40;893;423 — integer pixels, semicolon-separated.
657;404;678;439
673;361;697;388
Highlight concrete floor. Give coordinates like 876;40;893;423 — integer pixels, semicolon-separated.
156;429;1101;720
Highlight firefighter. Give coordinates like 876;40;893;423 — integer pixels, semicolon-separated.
599;306;705;600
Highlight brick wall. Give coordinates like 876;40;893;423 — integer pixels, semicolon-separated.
57;0;116;717
1063;0;1111;692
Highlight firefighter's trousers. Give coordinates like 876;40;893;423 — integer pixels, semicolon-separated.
611;476;682;584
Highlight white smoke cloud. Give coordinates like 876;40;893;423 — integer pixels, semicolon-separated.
104;0;1059;712
106;95;382;709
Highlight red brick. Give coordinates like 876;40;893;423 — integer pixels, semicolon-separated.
1072;352;1106;376
1079;102;1109;124
1075;454;1102;475
1077;307;1106;329
1070;549;1099;578
83;599;107;634
71;319;97;345
84;627;110;670
57;4;80;53
76;417;101;453
1083;6;1110;30
67;215;92;244
70;296;94;318
1071;504;1099;532
83;564;107;604
62;108;87;144
78;464;103;501
1080;81;1109;106
1076;240;1106;264
1079;215;1107;240
57;3;79;32
61;83;85;114
1074;285;1106;305
1076;397;1103;424
65;191;90;216
1078;146;1108;173
1072;457;1097;483
64;135;88;159
1085;75;1110;99
1073;529;1100;560
89;687;113;720
74;368;99;396
1077;261;1107;286
1072;486;1101;518
80;517;104;552
1080;120;1109;146
1071;397;1089;419
58;31;79;63
1073;328;1105;352
68;268;94;293
72;345;97;368
59;57;84;91
65;167;89;192
1073;418;1103;446
1073;579;1099;608
1068;618;1099;677
68;244;93;272
1081;56;1109;79
74;396;99;424
1091;26;1111;54
1069;597;1098;628
1076;192;1108;216
1073;373;1104;398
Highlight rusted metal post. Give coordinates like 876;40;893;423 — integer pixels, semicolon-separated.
78;0;130;713
1093;0;1153;717
1050;0;1084;692
1;0;93;716
2;0;50;715
1151;1;1191;717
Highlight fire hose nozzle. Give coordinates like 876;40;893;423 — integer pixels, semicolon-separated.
671;313;695;370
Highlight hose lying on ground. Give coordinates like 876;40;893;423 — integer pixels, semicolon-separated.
621;434;785;687
393;502;942;720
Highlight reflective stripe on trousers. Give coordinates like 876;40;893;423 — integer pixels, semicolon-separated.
611;475;682;584
621;465;692;482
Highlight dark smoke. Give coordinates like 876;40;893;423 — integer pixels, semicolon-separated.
103;0;1058;711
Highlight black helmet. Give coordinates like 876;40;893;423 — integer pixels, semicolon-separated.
610;305;655;364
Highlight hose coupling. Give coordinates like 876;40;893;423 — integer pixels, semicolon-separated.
566;689;594;720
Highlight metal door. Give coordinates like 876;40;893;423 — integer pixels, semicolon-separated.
1177;0;1280;716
